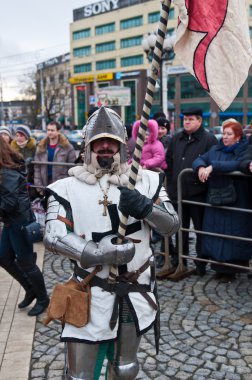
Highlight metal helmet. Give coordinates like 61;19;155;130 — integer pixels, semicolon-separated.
83;106;128;164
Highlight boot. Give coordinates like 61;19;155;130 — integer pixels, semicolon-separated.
25;266;49;317
28;298;50;317
18;289;36;309
0;259;36;308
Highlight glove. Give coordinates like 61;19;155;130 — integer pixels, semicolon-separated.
118;187;153;219
80;235;135;268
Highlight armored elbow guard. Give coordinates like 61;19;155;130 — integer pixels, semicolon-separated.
144;202;180;237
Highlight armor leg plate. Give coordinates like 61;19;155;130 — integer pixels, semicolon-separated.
65;342;99;380
108;322;141;380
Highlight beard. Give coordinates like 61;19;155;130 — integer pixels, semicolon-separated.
97;156;114;168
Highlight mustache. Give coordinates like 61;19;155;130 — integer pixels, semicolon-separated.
97;149;115;154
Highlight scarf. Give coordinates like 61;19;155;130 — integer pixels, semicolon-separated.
221;141;240;153
16;140;28;149
68;152;143;185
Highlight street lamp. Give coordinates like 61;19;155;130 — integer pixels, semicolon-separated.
142;31;176;118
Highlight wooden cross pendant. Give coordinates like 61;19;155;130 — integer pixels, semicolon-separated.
98;194;112;216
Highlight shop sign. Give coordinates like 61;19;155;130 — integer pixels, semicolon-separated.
76;86;86;91
69;72;113;84
97;86;131;106
73;0;147;21
37;53;70;70
89;95;96;104
97;73;113;81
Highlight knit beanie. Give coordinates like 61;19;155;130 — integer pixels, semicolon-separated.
15;125;31;140
0;126;12;138
156;117;171;132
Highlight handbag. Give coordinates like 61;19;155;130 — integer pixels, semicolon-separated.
206;182;237;206
22;221;43;244
43;266;101;328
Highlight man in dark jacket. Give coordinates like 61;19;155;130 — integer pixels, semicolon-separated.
166;107;217;274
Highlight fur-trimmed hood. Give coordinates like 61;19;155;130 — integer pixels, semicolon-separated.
132;119;158;144
11;137;37;151
36;133;71;153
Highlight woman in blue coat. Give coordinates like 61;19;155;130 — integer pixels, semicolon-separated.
192;120;252;282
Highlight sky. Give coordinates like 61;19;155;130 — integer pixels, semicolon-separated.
0;0;100;101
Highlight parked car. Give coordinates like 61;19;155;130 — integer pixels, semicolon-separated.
66;130;83;150
31;129;47;142
209;126;222;140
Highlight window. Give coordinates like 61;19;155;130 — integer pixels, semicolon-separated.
121;55;143;67
73;28;91;40
148;12;159;24
73;46;91;58
96;59;116;70
219;103;244;124
123;81;136;125
96;41;115;53
120;16;143;30
250;27;252;38
58;73;64;83
120;36;143;49
180;75;208;98
250;5;252;17
74;63;92;73
95;23;115;35
168;76;175;99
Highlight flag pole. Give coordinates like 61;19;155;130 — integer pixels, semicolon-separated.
108;0;172;282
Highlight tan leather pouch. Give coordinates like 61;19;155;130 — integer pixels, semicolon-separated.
43;266;100;328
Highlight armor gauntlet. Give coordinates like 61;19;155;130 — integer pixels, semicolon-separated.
144;201;180;237
44;233;135;269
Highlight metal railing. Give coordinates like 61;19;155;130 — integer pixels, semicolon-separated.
173;168;252;277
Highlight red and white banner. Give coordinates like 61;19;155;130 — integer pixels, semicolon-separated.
173;0;252;111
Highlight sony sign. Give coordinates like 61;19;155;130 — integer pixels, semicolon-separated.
83;0;119;17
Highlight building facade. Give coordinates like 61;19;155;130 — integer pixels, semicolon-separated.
70;0;252;128
1;100;36;128
37;53;73;127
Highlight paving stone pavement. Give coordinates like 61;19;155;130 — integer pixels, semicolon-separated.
29;248;252;380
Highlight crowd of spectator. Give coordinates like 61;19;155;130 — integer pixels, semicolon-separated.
1;106;252;285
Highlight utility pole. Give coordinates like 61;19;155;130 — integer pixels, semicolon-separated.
162;61;168;118
40;69;46;131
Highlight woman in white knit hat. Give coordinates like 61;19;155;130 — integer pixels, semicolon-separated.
0;126;12;144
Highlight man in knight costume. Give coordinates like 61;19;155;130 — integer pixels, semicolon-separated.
44;106;179;380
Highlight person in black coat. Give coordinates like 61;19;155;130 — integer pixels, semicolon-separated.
0;136;49;316
193;120;252;282
165;107;217;273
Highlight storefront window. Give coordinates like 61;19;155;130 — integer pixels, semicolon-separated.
77;88;86;128
219;102;244;124
123;80;136;125
181;75;208;98
168;76;175;99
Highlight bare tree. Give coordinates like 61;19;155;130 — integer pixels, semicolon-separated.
19;71;39;126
